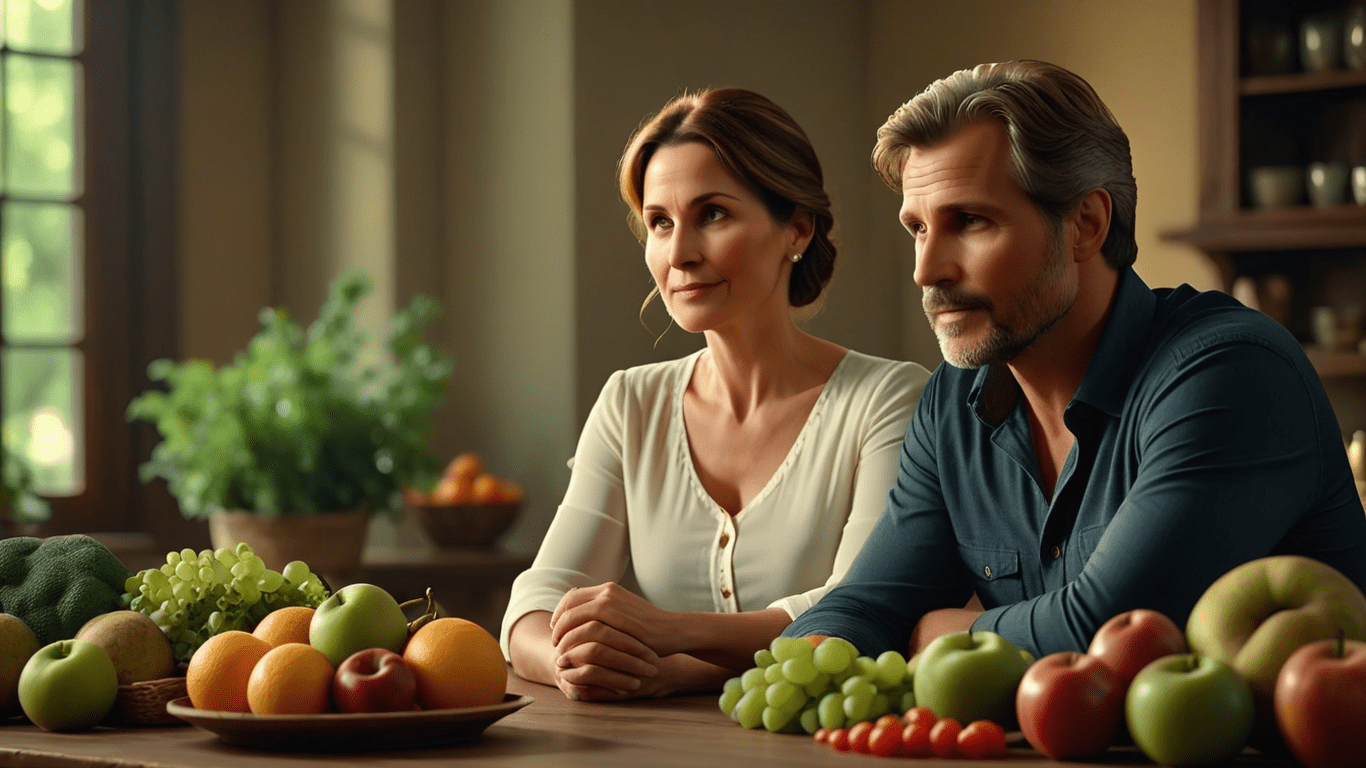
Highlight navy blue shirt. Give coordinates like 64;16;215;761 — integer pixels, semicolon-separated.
785;268;1366;658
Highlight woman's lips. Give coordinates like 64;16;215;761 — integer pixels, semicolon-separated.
673;281;720;296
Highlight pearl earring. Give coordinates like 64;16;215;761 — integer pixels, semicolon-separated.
790;253;803;263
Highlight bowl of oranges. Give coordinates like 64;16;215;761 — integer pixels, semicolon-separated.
405;453;523;549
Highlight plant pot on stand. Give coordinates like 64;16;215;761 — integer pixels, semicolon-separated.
208;510;371;587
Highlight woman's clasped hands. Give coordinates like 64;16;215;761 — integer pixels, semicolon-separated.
548;583;686;701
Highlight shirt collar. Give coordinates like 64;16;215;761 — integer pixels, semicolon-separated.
967;266;1155;425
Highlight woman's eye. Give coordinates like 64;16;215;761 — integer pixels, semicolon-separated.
649;215;672;230
703;207;725;222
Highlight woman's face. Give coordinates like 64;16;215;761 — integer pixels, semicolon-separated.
640;142;808;335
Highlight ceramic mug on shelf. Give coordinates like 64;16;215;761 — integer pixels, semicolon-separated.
1248;165;1304;208
1348;4;1366;69
1313;306;1340;350
1302;11;1345;72
1308;161;1350;208
1352;165;1366;205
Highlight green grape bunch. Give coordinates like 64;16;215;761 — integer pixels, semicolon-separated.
720;636;915;735
122;542;330;663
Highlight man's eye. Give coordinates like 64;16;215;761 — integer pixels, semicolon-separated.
960;213;985;227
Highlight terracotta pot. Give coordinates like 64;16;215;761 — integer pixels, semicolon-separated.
208;510;370;583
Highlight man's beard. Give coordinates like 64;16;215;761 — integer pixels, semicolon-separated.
923;234;1077;369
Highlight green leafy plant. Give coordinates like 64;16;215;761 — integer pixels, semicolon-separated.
127;273;453;520
1;443;52;526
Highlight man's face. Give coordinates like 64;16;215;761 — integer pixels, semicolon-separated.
898;120;1077;369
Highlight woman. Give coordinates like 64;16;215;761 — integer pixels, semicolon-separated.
501;88;930;700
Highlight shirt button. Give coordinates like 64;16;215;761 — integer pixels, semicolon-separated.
721;588;731;598
1050;545;1061;559
719;533;730;547
983;565;992;579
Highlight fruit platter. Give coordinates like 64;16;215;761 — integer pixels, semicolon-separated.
0;534;529;751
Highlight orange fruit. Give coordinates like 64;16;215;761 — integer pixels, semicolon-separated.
246;642;335;715
252;606;316;648
403;617;506;709
186;630;272;712
471;474;503;504
498;479;524;503
431;474;473;504
444;452;484;481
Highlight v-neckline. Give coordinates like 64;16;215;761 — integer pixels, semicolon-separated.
674;349;852;519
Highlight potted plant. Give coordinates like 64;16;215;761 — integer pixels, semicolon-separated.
127;273;452;575
1;443;51;537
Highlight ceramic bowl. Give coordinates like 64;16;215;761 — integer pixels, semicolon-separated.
410;501;520;548
1248;165;1304;208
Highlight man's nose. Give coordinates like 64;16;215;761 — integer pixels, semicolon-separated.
912;231;959;288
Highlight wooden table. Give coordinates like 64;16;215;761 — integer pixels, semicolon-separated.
0;673;1300;768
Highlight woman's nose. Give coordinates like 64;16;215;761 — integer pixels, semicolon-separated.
667;227;702;268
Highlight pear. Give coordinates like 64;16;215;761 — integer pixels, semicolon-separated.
74;610;176;686
0;613;41;717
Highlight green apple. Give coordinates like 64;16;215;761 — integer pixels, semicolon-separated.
1185;555;1366;736
309;583;409;666
1;613;41;718
18;639;119;731
912;630;1032;726
1126;653;1254;766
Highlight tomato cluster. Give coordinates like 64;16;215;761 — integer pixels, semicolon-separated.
812;707;1007;759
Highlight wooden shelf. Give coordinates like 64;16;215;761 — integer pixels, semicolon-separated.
1304;348;1366;379
1163;207;1366;252
1241;68;1366;96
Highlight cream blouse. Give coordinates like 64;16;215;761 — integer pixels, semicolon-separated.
499;349;930;655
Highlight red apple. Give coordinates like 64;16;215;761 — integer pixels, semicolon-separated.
1088;609;1187;687
332;648;419;713
1274;635;1366;768
1016;651;1125;759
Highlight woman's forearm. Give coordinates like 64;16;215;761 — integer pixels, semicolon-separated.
506;610;559;686
665;607;794;670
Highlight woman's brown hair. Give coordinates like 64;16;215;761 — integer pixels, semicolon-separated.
618;88;836;308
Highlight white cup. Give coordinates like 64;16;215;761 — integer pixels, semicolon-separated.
1308;162;1349;208
1353;165;1366;205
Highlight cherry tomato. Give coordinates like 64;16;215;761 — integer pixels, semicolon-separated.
813;727;831;744
869;717;903;757
902;705;937;728
930;717;963;759
958;719;1008;759
902;720;935;757
828;728;850;751
849;720;875;754
874;714;902;730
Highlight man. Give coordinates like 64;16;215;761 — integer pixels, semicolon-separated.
783;60;1366;659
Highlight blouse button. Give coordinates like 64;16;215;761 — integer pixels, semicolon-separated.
1050;545;1061;559
721;588;731;598
983;565;992;579
719;533;730;548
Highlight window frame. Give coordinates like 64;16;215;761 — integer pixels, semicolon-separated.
18;0;191;550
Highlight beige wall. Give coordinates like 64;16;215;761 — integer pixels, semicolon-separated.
176;0;1208;554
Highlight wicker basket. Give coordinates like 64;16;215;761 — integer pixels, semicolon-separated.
107;676;189;727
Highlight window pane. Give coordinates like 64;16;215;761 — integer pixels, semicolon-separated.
3;0;79;56
3;201;80;342
2;346;80;495
5;53;78;199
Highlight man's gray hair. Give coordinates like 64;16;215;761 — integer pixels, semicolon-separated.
873;60;1138;269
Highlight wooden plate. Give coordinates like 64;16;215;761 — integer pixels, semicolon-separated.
165;694;532;751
